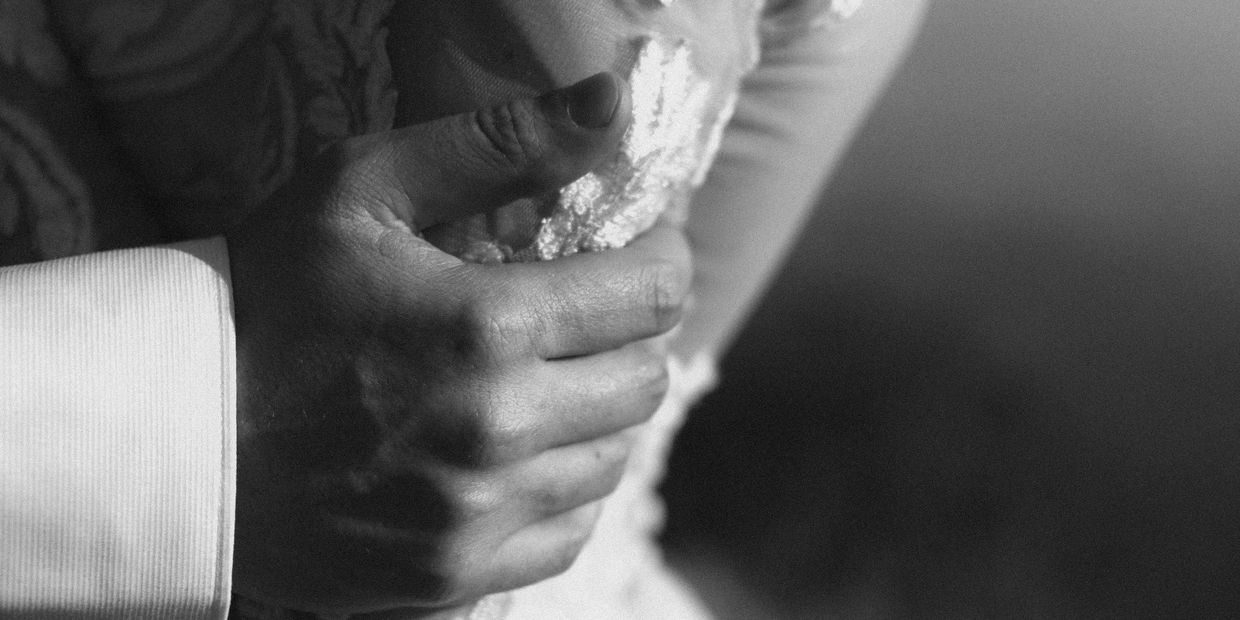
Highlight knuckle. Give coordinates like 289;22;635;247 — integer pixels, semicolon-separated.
453;478;504;522
418;386;518;468
450;399;523;468
475;414;524;466
471;100;550;178
451;292;525;363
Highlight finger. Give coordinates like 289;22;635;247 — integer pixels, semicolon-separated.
403;340;665;468
509;428;637;519
466;221;692;359
484;501;605;594
515;340;668;453
376;71;632;231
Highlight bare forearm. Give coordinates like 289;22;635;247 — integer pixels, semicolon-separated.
676;0;928;360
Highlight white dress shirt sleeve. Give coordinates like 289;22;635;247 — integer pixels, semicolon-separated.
0;237;235;619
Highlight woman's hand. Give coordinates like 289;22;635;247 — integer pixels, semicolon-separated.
225;73;687;615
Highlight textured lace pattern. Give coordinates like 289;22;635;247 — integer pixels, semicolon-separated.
428;36;749;264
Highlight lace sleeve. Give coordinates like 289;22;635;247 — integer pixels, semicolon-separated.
760;0;864;47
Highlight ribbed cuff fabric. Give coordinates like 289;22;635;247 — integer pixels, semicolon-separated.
0;238;235;619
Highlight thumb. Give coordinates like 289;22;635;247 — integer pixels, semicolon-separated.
370;71;631;232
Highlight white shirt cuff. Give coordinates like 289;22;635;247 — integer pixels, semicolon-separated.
1;238;235;618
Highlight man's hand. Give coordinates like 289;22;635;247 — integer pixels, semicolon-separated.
225;72;687;615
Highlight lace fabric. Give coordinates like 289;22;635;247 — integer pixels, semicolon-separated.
426;35;748;264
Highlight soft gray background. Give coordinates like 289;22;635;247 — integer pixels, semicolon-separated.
661;1;1240;618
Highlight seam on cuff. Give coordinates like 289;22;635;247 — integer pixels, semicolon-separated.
211;242;237;619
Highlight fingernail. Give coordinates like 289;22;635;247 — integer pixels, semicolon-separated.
564;72;621;129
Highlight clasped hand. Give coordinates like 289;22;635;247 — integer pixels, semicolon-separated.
225;73;687;616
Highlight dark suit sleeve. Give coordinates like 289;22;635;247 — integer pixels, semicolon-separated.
0;0;160;267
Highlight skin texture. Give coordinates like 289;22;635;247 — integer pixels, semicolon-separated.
226;74;691;616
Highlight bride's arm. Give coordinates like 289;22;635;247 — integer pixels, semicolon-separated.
674;0;928;360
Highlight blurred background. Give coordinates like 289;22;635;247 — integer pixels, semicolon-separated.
660;1;1240;618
